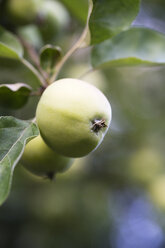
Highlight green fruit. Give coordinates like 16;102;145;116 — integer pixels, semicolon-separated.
18;25;43;49
7;0;42;25
36;78;112;158
21;135;73;178
38;0;70;42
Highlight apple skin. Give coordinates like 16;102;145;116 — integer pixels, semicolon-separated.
7;0;42;25
39;0;69;29
21;135;73;178
38;0;70;42
17;24;43;49
36;78;112;158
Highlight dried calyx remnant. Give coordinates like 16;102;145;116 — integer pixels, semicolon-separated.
91;119;107;133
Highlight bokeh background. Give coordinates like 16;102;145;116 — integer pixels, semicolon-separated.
0;0;165;247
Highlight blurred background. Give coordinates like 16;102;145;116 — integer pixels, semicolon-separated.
0;0;165;247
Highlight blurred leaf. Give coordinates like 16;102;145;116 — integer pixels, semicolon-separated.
92;28;165;68
40;45;62;74
0;26;44;89
0;26;23;58
60;0;88;24
0;42;20;59
0;57;42;89
89;0;140;44
0;83;32;109
0;116;39;206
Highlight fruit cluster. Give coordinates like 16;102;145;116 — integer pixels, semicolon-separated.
22;78;112;179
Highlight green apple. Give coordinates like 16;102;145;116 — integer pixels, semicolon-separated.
38;0;70;42
21;135;73;179
7;0;42;25
17;24;43;49
36;78;112;158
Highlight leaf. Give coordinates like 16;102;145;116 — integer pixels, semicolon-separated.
0;57;42;89
0;26;43;88
40;45;62;74
89;0;140;44
0;26;23;59
91;28;165;68
0;83;32;109
60;0;88;24
0;116;39;206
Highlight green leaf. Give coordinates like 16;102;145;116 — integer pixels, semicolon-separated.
0;27;43;88
60;0;88;24
0;26;23;58
0;116;39;206
0;57;42;89
40;45;62;74
0;83;32;109
91;28;165;68
89;0;140;44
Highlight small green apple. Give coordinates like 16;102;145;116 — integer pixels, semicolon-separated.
21;135;73;179
7;0;42;25
18;24;43;49
38;0;70;42
36;78;112;158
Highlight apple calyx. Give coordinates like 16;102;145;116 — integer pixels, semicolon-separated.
91;119;107;133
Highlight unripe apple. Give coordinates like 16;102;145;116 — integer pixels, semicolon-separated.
21;135;73;179
38;0;70;42
7;0;42;25
36;78;112;158
17;25;43;49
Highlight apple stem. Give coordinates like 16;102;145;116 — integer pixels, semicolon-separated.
91;119;107;133
19;36;49;87
49;1;93;83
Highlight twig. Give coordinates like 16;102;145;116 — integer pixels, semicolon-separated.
30;86;45;96
19;37;49;86
21;58;47;88
49;0;93;83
